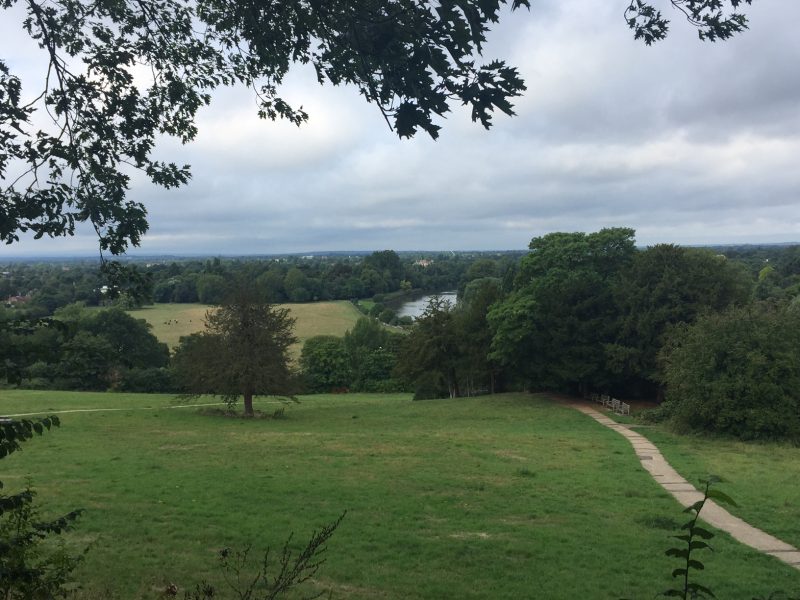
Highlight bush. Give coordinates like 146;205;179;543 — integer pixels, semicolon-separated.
115;367;177;393
411;372;449;400
660;304;800;442
0;418;85;599
358;377;408;394
378;308;396;324
368;303;385;318
299;336;351;393
180;512;345;600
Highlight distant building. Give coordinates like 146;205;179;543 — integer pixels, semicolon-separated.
6;295;31;305
413;259;433;268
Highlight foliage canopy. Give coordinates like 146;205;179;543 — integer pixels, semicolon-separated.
660;303;800;442
1;0;755;254
173;284;298;416
1;0;532;254
0;417;85;598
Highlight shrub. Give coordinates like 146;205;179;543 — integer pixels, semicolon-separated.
299;336;351;393
660;304;800;442
0;417;85;599
378;308;396;324
115;367;177;393
180;512;345;599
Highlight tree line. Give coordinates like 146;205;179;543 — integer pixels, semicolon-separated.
4;230;800;441
371;228;800;442
1;250;522;315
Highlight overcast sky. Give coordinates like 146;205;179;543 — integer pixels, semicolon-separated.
3;0;799;257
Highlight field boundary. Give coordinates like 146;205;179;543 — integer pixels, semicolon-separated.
2;400;288;418
561;399;800;571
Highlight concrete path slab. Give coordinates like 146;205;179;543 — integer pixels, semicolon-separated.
562;399;800;571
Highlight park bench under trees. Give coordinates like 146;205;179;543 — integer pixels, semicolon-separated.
590;392;631;416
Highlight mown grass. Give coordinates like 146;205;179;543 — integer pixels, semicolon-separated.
1;390;799;599
128;301;363;353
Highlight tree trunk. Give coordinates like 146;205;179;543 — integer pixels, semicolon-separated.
450;368;460;398
243;391;254;417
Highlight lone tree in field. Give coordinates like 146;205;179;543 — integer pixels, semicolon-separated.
173;284;298;417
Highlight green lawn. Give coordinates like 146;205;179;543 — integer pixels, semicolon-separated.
1;390;798;599
643;427;800;549
128;301;364;354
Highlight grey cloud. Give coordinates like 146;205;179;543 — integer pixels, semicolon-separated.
2;0;799;258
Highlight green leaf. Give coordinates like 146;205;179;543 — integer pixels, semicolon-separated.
687;582;717;598
706;489;738;507
699;475;722;486
692;527;715;540
687;559;705;571
672;568;687;578
689;540;711;551
685;500;705;514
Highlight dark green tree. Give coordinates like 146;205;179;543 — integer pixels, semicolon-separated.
359;268;387;297
172;284;298;416
256;268;288;303
299;335;352;393
489;228;636;393
486;288;541;389
457;277;503;394
196;273;229;305
58;331;115;390
343;317;404;392
283;268;311;303
625;0;753;45
83;308;169;370
0;417;84;599
395;296;462;399
660;303;800;441
1;0;532;255
364;250;403;291
1;1;754;256
607;244;752;396
98;262;154;307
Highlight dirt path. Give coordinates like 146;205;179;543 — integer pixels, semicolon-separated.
561;399;800;571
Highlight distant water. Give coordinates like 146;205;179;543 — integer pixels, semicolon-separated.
395;291;458;319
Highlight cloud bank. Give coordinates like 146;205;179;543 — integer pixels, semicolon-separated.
3;0;799;256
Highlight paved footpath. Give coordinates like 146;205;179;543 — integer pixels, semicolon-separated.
562;399;800;571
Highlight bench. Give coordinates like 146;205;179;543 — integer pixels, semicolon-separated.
589;393;630;416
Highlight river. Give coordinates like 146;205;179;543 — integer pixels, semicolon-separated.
394;291;458;319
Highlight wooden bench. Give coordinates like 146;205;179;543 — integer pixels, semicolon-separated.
589;393;630;416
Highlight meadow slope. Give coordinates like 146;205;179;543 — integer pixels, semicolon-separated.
1;390;798;598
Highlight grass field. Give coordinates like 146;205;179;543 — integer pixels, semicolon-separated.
1;390;799;599
643;427;800;549
128;301;364;353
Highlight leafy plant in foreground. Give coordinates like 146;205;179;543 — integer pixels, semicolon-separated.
178;512;346;600
0;416;85;598
661;476;736;599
